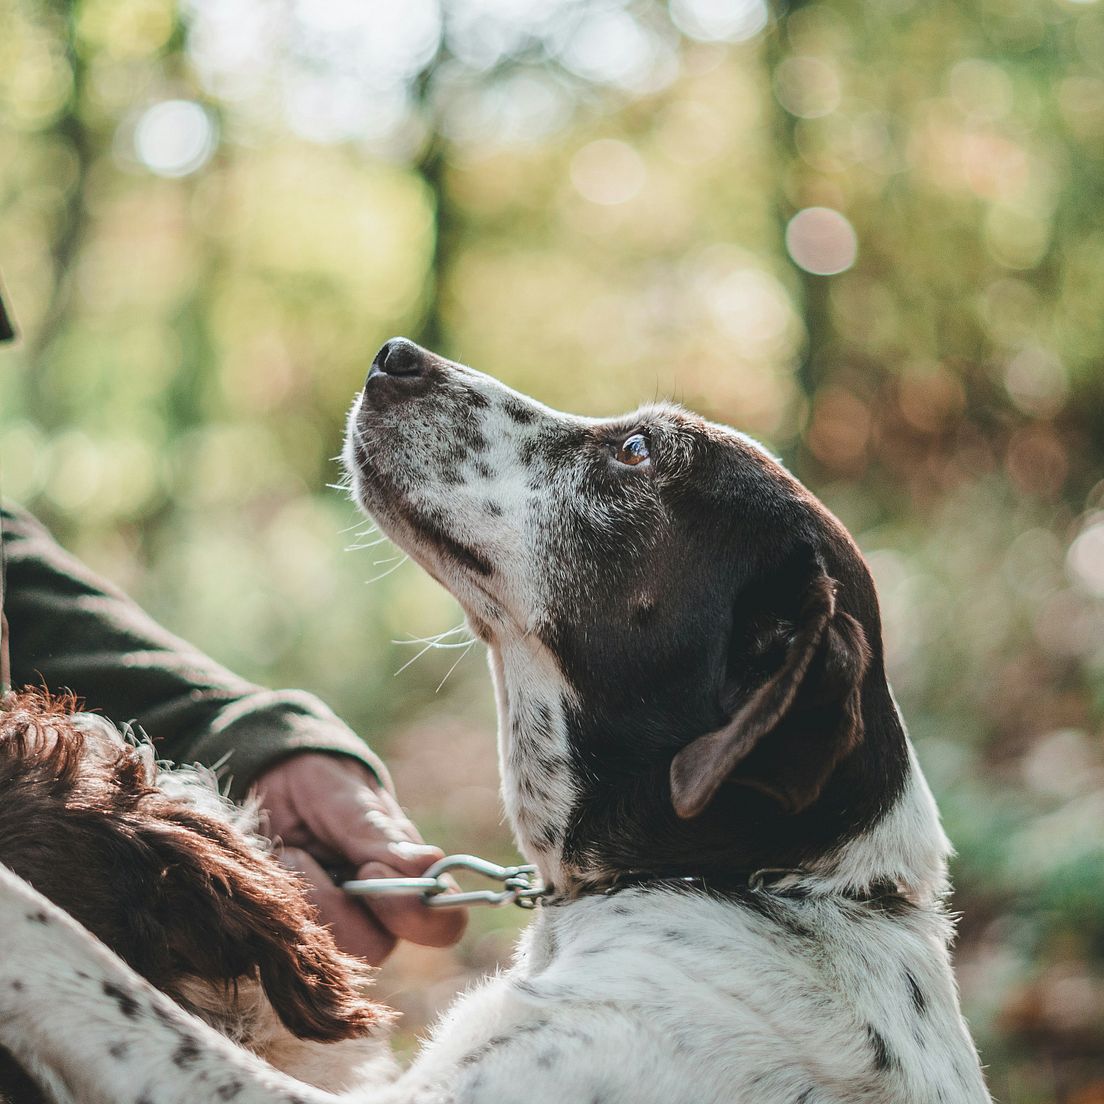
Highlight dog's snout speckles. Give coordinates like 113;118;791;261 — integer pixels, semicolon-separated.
502;397;536;425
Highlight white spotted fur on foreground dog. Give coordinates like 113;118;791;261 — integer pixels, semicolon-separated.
0;341;991;1103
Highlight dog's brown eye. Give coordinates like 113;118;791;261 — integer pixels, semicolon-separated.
615;434;650;466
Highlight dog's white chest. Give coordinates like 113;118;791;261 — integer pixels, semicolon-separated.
393;889;990;1104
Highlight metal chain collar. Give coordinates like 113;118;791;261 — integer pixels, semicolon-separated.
342;853;547;910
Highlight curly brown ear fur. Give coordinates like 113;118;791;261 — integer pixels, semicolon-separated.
137;802;382;1041
670;572;870;819
0;689;384;1043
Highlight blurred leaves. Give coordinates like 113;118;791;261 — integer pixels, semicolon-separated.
2;0;1104;1096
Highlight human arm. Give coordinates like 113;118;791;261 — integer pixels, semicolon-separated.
1;502;388;798
0;503;465;958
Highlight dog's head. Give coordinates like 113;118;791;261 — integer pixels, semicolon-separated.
344;340;946;899
0;691;384;1042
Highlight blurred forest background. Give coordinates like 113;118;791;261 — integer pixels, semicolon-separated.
2;0;1103;1098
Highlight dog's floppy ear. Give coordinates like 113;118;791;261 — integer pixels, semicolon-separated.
0;691;385;1042
141;808;385;1041
670;565;870;819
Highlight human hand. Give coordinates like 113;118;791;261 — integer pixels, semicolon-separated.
251;753;466;963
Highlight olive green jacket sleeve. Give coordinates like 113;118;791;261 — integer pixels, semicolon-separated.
1;504;391;799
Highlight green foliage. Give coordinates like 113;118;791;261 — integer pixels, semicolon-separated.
2;1;1103;1094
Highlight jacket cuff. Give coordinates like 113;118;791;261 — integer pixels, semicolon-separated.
179;689;393;801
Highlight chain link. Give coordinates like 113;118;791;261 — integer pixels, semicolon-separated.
341;853;547;910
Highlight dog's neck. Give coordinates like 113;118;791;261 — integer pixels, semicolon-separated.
542;766;949;911
488;641;578;886
488;642;949;908
803;739;951;906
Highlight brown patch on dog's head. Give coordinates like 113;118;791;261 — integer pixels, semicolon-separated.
0;689;384;1042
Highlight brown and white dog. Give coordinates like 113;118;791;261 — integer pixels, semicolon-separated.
0;342;991;1103
0;690;393;1102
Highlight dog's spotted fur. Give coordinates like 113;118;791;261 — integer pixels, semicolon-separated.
0;341;991;1103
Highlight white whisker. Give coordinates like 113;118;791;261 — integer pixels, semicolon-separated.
346;534;390;552
393;623;472;647
435;640;476;692
393;639;439;676
338;517;372;535
393;620;476;676
364;554;409;585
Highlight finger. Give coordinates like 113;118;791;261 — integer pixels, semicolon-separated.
377;839;448;877
278;846;397;965
289;764;424;854
260;755;455;885
351;861;468;949
249;764;306;842
302;775;449;875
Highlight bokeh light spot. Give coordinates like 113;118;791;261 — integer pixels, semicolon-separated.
570;139;646;205
558;9;669;91
1058;77;1104;142
949;59;1014;122
704;266;795;355
785;207;858;275
134;100;217;178
1005;426;1068;499
1068;518;1104;597
1004;347;1068;417
806;386;871;471
669;0;769;43
985;205;1050;270
774;56;841;119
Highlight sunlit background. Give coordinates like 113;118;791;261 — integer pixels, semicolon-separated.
2;0;1104;1098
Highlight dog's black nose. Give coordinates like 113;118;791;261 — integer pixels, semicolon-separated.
371;338;424;378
